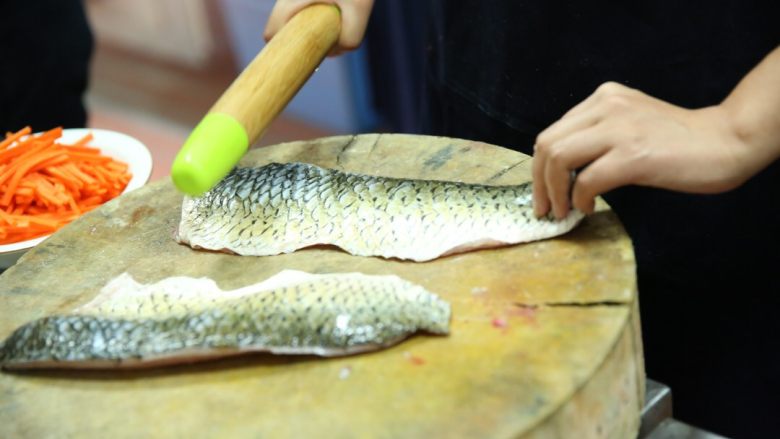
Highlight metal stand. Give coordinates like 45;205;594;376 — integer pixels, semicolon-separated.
640;379;729;439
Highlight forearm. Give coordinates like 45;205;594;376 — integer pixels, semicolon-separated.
721;46;780;176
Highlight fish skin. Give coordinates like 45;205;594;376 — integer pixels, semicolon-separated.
0;271;450;370
176;162;584;261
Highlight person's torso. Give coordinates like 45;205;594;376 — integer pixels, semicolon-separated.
427;0;780;138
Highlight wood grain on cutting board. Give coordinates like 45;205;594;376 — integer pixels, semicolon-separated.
0;134;644;438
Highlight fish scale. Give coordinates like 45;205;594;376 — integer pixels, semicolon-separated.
176;162;584;261
0;271;450;369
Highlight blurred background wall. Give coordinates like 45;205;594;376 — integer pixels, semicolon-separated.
85;0;428;181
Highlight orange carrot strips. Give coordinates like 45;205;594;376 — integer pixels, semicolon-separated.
0;127;133;244
0;126;31;150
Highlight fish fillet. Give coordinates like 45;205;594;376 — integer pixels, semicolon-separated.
176;162;584;261
0;270;450;370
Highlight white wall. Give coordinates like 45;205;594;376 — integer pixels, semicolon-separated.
86;0;216;68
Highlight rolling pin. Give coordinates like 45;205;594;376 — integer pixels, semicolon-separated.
171;4;341;196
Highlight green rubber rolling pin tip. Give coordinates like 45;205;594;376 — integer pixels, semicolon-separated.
171;113;248;196
169;4;340;196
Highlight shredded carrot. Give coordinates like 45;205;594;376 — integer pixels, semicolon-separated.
0;126;31;150
71;132;93;147
64;145;101;154
0;127;133;244
0;137;55;176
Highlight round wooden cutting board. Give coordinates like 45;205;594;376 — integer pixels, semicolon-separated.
0;134;644;438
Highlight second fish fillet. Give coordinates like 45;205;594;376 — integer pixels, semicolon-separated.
0;270;450;369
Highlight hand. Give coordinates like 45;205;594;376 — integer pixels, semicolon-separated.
531;82;764;219
264;0;374;56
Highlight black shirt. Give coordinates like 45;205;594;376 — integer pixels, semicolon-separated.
0;0;92;132
423;1;780;437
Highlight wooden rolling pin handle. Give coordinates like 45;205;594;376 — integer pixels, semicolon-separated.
170;4;341;195
211;3;342;141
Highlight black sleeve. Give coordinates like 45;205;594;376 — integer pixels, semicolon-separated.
0;0;93;133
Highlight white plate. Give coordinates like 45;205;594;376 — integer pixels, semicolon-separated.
0;128;153;269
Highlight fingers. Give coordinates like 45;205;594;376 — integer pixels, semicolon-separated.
547;127;614;217
264;0;314;42
533;85;609;218
533;109;602;217
536;126;614;218
571;151;635;213
264;0;374;54
532;162;551;218
533;81;639;218
337;0;374;50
